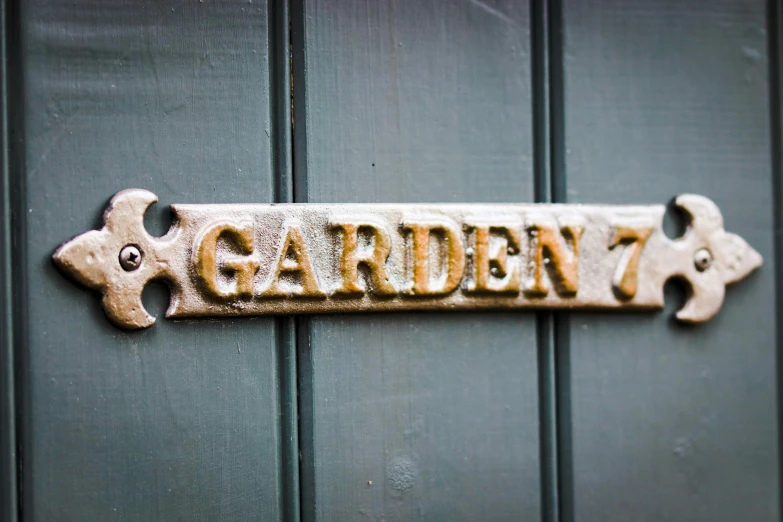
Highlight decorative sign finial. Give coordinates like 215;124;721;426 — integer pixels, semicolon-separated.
53;189;761;329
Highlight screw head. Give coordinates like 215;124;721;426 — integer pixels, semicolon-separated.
119;245;143;271
694;248;713;272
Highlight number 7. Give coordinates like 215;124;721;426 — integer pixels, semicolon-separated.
609;222;654;299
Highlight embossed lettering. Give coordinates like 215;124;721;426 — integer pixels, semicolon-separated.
466;221;521;294
523;215;584;297
194;220;260;299
261;221;325;297
330;220;396;296
53;189;762;329
402;218;465;296
609;219;654;299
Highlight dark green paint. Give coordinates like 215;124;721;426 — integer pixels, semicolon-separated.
562;0;779;520
294;1;542;521
17;1;287;520
1;0;18;520
1;1;780;521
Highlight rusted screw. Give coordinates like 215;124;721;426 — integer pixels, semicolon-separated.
693;248;712;272
119;245;143;271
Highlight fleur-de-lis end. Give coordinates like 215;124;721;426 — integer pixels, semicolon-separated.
669;194;762;323
53;189;175;329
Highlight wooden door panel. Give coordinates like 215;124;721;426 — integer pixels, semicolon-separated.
19;1;285;520
562;1;778;520
295;1;542;520
3;1;779;521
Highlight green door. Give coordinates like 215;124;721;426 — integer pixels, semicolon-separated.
1;0;778;521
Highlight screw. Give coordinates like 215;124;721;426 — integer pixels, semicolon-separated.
119;245;143;271
694;248;712;272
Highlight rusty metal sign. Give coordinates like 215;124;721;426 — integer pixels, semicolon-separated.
52;189;762;329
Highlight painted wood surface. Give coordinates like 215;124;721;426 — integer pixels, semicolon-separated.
1;1;17;520
561;0;779;520
17;1;286;520
1;0;780;521
294;1;542;521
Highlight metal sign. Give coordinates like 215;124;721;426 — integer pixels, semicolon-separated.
53;189;761;329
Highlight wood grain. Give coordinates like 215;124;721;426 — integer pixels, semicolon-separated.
1;0;18;519
295;1;542;520
561;0;779;520
20;1;284;519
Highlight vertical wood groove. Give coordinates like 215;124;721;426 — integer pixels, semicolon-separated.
291;0;308;205
5;0;26;518
531;0;559;521
277;318;300;522
547;0;574;520
289;1;315;521
270;1;300;521
768;0;783;518
294;319;314;522
0;0;18;518
271;0;293;205
552;315;572;522
534;0;571;519
535;314;558;522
